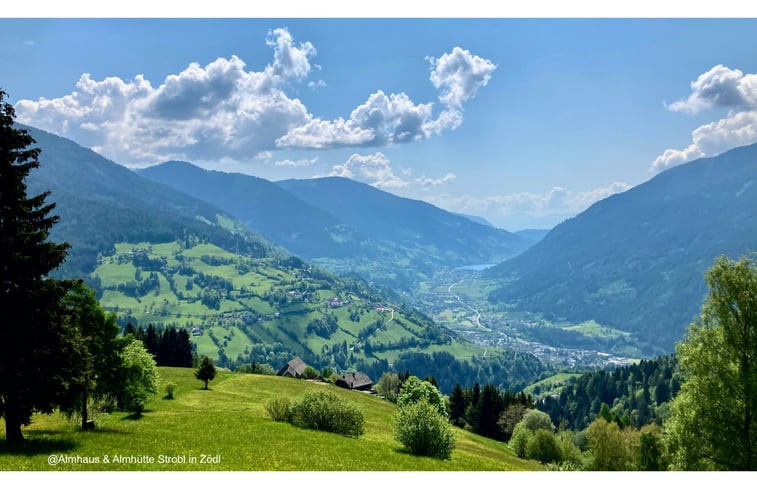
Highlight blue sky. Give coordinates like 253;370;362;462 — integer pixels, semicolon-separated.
2;17;757;229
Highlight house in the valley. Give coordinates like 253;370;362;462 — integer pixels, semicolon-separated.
277;356;308;378
335;372;374;392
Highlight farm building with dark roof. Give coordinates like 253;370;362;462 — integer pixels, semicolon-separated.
277;357;308;378
335;372;374;391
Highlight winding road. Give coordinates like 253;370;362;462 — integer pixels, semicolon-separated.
448;278;484;329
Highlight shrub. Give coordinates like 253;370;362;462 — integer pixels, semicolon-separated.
289;391;364;437
520;409;555;432
509;423;532;458
164;382;177;399
302;365;320;380
375;372;401;403
120;339;159;414
394;399;455;460
526;429;563;464
65;395;116;429
265;397;291;422
396;376;447;416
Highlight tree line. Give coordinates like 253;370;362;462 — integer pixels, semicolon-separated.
539;355;680;431
123;324;194;368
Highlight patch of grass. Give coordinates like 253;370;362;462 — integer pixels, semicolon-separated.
0;367;543;471
560;320;631;340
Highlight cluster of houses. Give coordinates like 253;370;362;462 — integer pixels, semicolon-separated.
276;356;374;393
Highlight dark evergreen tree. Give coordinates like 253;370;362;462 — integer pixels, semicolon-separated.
0;89;78;443
448;383;467;427
469;384;505;439
144;324;158;355
195;356;217;389
123;322;138;337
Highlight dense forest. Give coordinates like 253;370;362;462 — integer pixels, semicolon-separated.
539;356;680;431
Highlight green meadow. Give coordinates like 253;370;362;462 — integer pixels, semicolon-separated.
92;241;453;366
0;367;542;471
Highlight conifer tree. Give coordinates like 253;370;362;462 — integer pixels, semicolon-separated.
195;356;217;389
0;89;77;442
448;383;467;427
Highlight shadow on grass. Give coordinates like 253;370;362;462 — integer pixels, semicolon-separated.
120;411;151;421
0;437;78;456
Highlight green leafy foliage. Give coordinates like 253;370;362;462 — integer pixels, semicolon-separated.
375;373;402;403
120;339;159;414
301;366;320;380
288;391;365;438
585;418;633;470
195;356;217;389
541;355;679;431
525;429;562;464
0;94;77;443
265;397;291;422
666;254;757;470
164;382;177;400
394;399;456;460
509;423;531;458
59;282;125;430
397;376;447;417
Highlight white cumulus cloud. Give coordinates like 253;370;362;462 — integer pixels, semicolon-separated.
276;46;496;150
653;64;757;172
427;46;496;109
666;64;757;114
15;28;317;166
415;173;457;187
328;152;409;188
426;181;632;223
16;32;494;165
274;156;319;167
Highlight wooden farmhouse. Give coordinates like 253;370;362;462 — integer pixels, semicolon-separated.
335;372;374;391
277;356;308;378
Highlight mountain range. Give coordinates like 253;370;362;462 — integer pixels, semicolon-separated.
21;123;547;391
486;143;757;352
140;162;530;289
24;121;756;359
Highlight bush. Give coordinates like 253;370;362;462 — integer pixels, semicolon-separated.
164;382;177;399
526;429;563;464
265;397;291;422
120;339;159;414
289;391;364;437
520;409;555;432
509;423;532;458
376;372;401;403
396;376;447;417
302;365;320;380
394;399;456;460
65;395;116;429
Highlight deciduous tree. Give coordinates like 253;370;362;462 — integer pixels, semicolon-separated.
60;282;125;430
667;254;757;470
120;339;159;414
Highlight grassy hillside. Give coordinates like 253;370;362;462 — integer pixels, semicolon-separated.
92;239;481;370
486;143;757;353
0;367;543;471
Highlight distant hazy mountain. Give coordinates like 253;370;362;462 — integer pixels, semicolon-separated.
486;143;757;353
277;176;529;265
19;125;547;388
454;212;495;228
139;161;362;258
140;162;531;288
515;229;551;245
23;125;273;277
